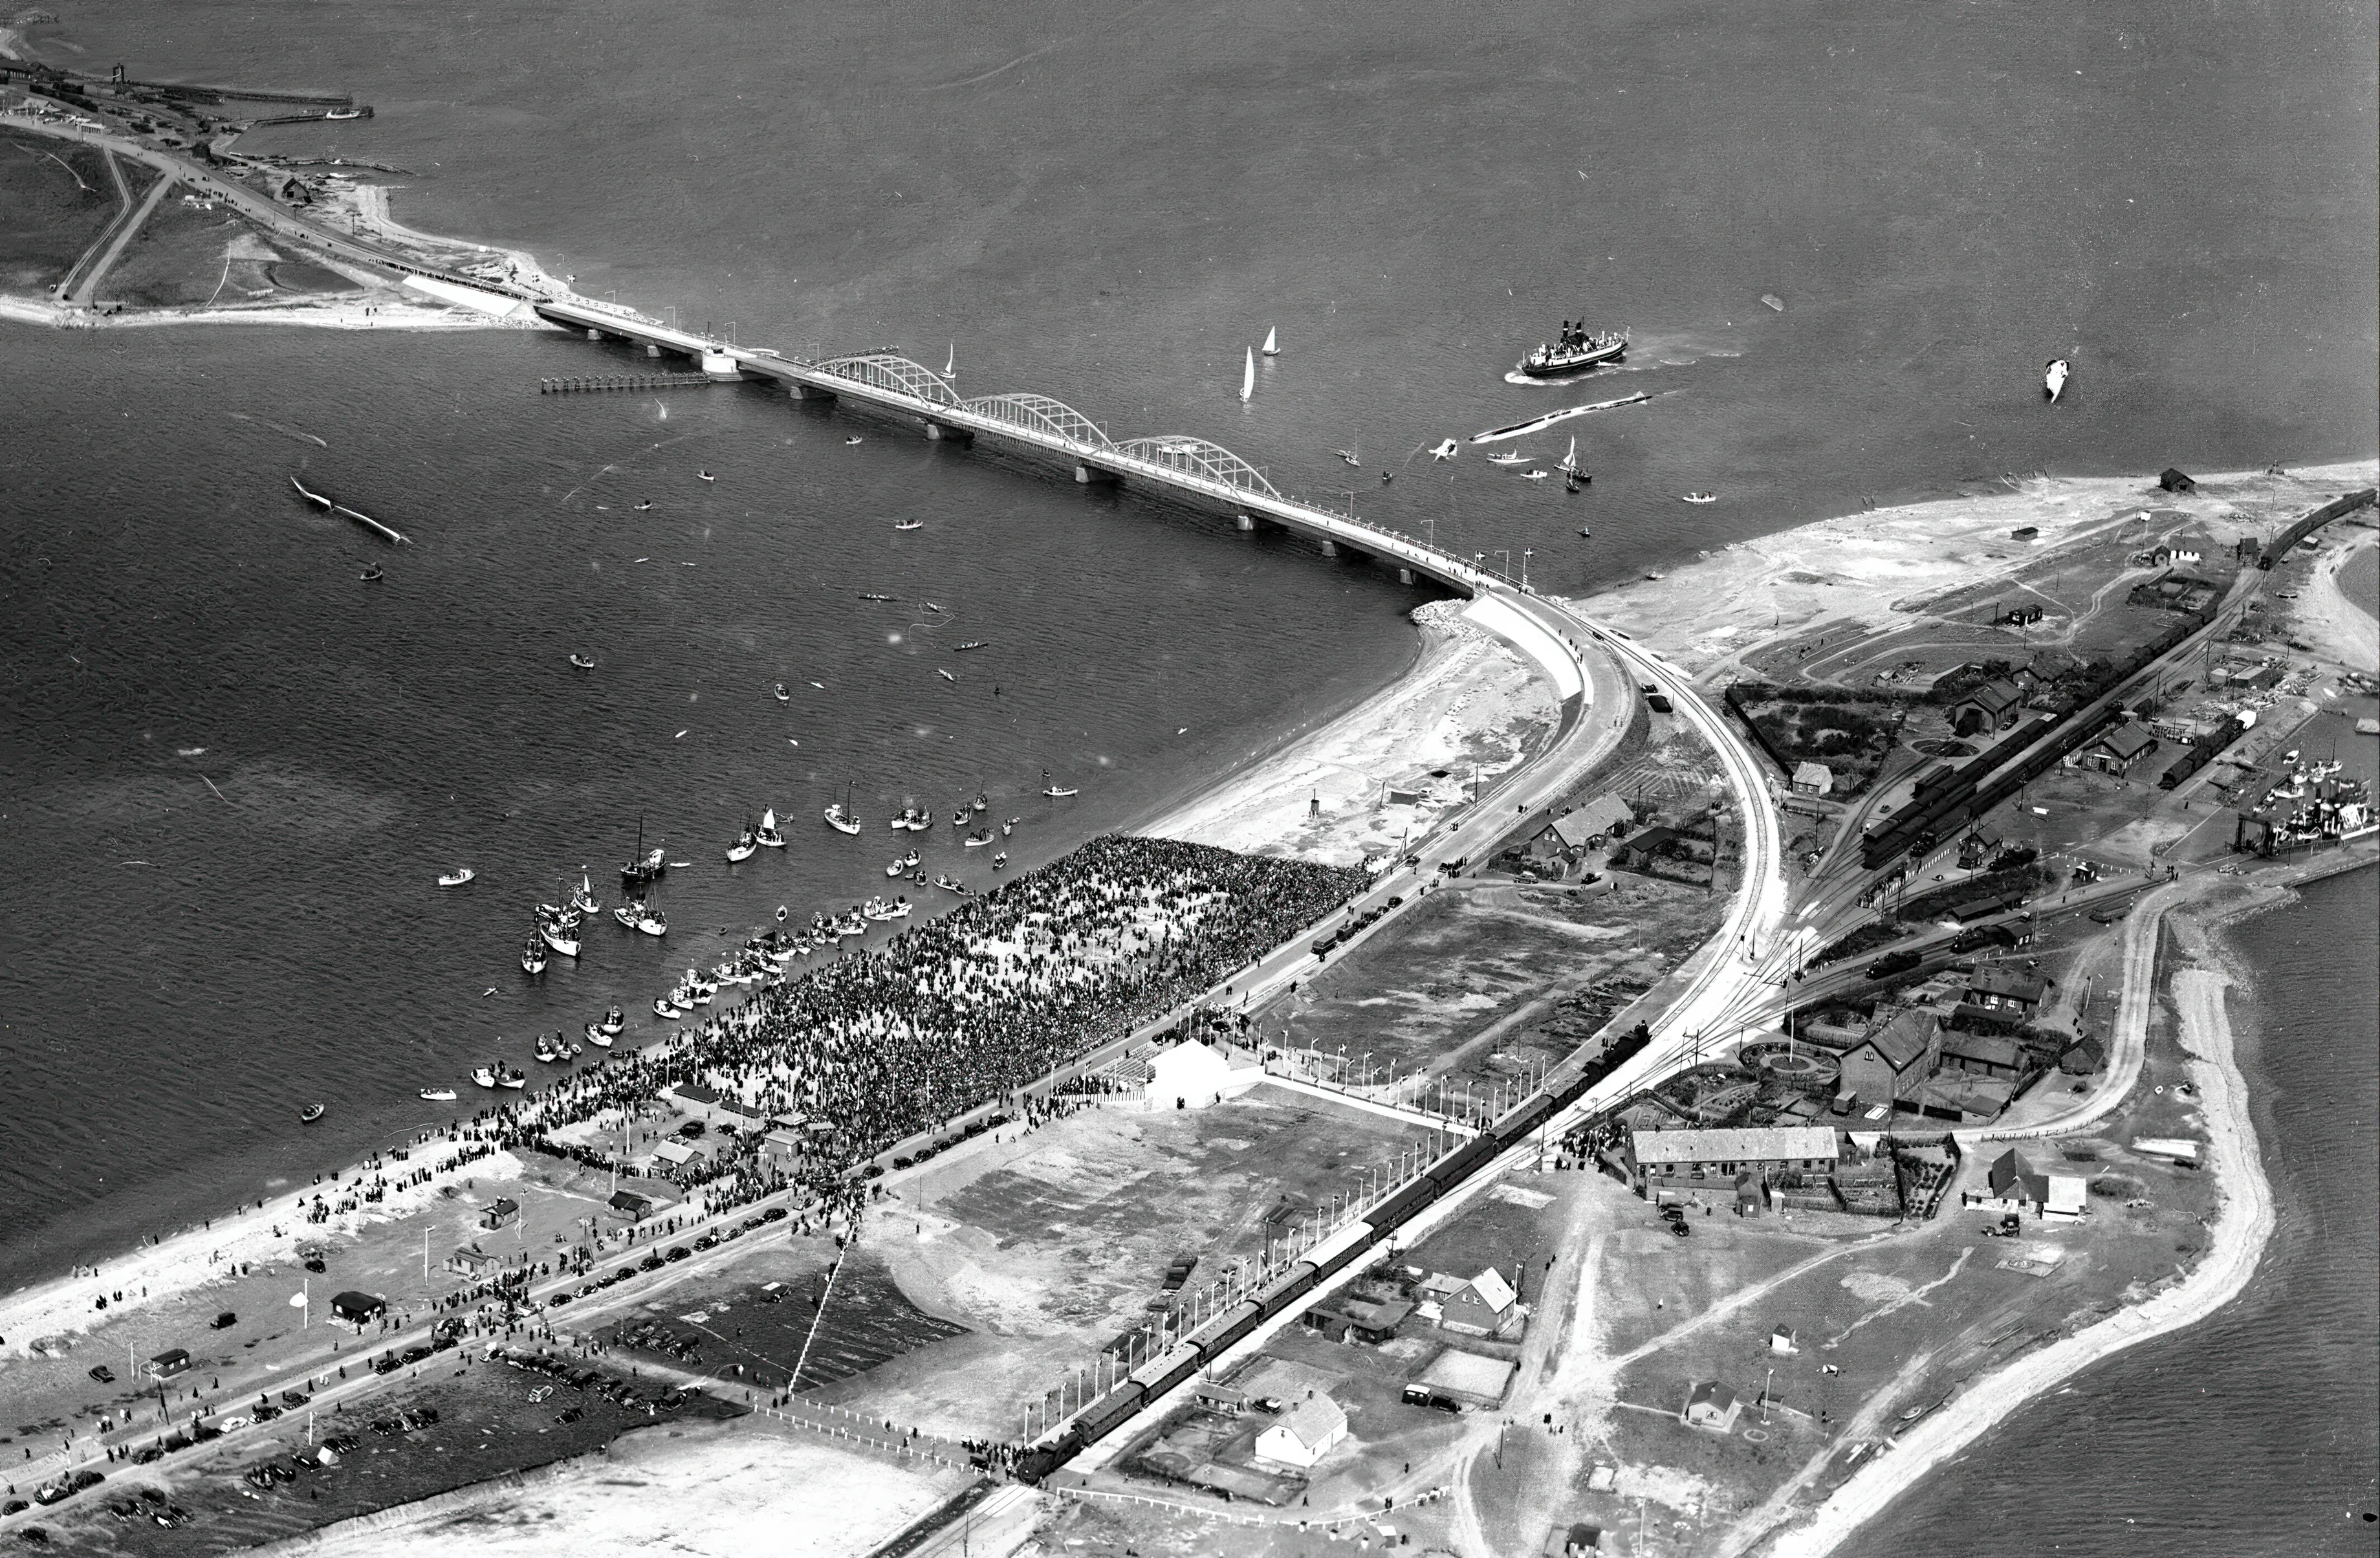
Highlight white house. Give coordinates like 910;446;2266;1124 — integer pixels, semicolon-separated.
1254;1391;1348;1469
1148;1038;1234;1110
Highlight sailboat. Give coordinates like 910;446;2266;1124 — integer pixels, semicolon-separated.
756;808;786;848
726;816;759;863
571;871;601;916
1558;436;1582;476
1261;326;1279;357
1239;348;1255;402
620;816;665;888
1337;436;1361;468
2044;358;2070;403
944;344;955;377
824;784;862;835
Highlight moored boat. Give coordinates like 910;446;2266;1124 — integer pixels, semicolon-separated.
620;817;666;888
654;997;681;1020
756;809;786;848
726;817;759;862
539;919;580;958
438;867;475;888
472;1066;497;1089
498;1066;526;1088
965;828;994;848
299;1104;326;1124
584;1022;613;1048
521;934;547;975
419;1087;457;1102
825;784;862;835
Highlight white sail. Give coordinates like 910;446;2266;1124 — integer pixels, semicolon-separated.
1560;435;1578;474
1240;348;1255;401
2044;358;2069;403
1261;326;1279;356
759;808;776;831
943;344;955;376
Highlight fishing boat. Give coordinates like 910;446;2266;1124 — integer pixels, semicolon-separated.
756;809;786;848
360;564;384;582
583;1022;613;1049
825;784;862;835
774;682;791;702
964;828;994;848
635;903;668;937
2044;358;2070;402
498;1067;527;1089
299;1104;326;1124
419;1087;457;1102
653;998;681;1020
472;1066;497;1089
1430;439;1458;461
1681;492;1717;504
1239;347;1255;401
893;518;924;532
957;641;987;652
1487;452;1527;466
521;935;547;975
726;818;759;863
539;919;580;958
1518;323;1626;377
438;867;475;888
614;898;646;929
1261;326;1279;357
569;653;596;670
620;817;666;888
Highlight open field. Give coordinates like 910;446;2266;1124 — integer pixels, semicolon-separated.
0;130;118;291
99;192;360;309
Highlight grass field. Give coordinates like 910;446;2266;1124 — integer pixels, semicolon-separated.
0;131;119;291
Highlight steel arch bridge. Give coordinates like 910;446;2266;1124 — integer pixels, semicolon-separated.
1114;437;1280;499
814;353;963;408
962;393;1111;449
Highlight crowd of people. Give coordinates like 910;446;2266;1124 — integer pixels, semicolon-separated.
479;836;1362;1199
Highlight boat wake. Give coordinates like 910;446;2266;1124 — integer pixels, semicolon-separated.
1470;391;1655;444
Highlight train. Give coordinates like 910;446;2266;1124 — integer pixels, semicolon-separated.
1009;1023;1653;1482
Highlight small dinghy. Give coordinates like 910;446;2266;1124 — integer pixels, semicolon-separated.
360;564;384;582
697;470;716;483
1523;469;1549;481
569;653;596;670
584;1022;613;1048
844;436;864;446
498;1067;526;1089
299;1104;326;1124
894;518;923;531
992;851;1009;870
1681;492;1717;504
654;997;681;1019
472;1066;497;1089
602;1004;625;1034
635;499;654;511
957;641;987;652
438;867;475;888
965;828;994;848
774;683;791;703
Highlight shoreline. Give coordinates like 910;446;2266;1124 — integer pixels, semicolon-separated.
1762;871;2298;1558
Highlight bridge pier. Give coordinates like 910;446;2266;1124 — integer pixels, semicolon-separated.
1319;539;1340;558
1398;567;1416;586
1075;464;1117;486
789;382;835;402
646;343;664;358
585;327;602;341
1236;514;1257;532
925;422;974;445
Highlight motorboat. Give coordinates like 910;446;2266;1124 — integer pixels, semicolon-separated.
894;518;924;531
756;809;786;848
858;592;896;601
583;1023;613;1049
1042;784;1078;798
774;683;791;702
893;806;931;831
965;829;994;848
420;1087;457;1102
299;1104;326;1124
1518;324;1626;377
684;968;718;997
539;920;581;958
654;998;681;1020
957;641;987;652
438;867;475;888
992;851;1009;870
1578;524;1593;537
521;935;547;975
879;897;911;919
614;899;646;929
1523;470;1549;481
473;1066;497;1089
726;818;759;862
1487;452;1526;466
1681;492;1717;504
569;653;596;670
832;912;868;939
2044;358;2071;402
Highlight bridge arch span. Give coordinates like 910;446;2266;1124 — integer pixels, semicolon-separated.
814;353;963;408
962;393;1112;449
1113;437;1280;499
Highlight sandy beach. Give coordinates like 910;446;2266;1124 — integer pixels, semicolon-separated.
1579;461;2380;675
1141;597;1558;865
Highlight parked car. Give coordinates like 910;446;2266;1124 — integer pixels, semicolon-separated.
210;1311;237;1330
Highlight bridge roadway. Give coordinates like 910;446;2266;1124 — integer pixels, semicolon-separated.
531;298;1489;599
